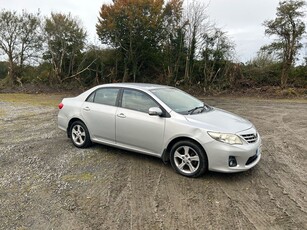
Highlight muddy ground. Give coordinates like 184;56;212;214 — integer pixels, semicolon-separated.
0;94;306;230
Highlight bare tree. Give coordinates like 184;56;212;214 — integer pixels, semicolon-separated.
183;0;209;83
44;13;86;83
201;28;234;89
0;10;42;85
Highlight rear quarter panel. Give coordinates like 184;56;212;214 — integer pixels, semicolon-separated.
57;98;85;132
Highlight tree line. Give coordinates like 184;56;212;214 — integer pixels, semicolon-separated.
0;0;306;91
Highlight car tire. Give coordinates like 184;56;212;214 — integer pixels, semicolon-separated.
70;121;91;148
170;140;207;177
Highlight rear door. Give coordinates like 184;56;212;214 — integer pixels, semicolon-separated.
115;89;165;155
81;87;120;143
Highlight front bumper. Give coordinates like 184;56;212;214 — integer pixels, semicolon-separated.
203;134;262;173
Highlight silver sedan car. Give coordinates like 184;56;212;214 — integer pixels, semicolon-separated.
58;83;261;177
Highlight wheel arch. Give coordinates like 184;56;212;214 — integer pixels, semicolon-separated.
67;118;86;138
162;136;208;166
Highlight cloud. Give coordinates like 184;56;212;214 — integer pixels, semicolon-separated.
1;0;112;42
206;0;280;61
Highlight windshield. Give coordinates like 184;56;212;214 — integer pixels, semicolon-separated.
151;87;206;114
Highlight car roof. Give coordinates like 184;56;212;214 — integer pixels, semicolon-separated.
77;83;174;101
99;83;171;91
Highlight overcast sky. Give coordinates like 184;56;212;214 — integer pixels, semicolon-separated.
208;0;281;62
1;0;301;63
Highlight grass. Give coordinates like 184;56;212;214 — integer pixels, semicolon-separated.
0;109;5;117
0;93;70;107
62;172;94;182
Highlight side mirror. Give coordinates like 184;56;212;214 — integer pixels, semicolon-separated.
148;107;163;116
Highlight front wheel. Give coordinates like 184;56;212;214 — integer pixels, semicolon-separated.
170;140;207;177
70;121;91;148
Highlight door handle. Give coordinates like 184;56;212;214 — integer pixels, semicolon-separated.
83;107;90;111
117;113;126;118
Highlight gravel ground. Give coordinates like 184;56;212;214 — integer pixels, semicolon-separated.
0;94;306;229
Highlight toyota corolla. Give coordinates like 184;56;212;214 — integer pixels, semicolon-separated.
58;83;261;177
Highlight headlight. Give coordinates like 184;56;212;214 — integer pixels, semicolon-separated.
207;131;243;145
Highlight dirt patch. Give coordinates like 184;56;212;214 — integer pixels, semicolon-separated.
0;94;306;229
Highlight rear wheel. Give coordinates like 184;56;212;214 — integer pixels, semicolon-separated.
70;121;91;148
170;140;207;177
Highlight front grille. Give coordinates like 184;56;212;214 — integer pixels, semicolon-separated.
241;133;258;143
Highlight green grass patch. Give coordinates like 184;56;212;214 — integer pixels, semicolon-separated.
0;93;69;107
0;109;5;117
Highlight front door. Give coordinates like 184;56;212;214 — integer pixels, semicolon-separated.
115;89;165;155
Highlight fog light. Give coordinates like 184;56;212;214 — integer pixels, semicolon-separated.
229;156;237;167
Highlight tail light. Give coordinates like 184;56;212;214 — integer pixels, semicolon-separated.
58;102;64;109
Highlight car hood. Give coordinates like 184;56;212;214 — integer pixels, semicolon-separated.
184;108;253;133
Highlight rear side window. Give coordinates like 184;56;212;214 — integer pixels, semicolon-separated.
87;88;119;106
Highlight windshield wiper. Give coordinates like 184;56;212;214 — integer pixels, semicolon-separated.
188;103;211;115
188;105;205;115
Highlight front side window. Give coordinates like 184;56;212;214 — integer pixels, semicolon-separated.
122;89;158;113
87;88;119;106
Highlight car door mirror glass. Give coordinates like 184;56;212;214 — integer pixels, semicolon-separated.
148;107;162;116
